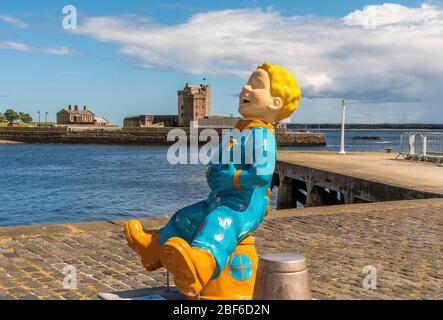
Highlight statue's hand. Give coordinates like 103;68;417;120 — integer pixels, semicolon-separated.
207;163;237;193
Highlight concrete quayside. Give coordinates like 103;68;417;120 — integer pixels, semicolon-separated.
274;151;443;209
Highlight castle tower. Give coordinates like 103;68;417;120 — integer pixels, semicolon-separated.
177;83;211;126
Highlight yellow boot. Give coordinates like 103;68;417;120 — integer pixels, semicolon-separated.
124;220;162;271
159;237;216;297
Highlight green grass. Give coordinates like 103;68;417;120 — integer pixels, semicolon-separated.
31;122;56;126
0;122;31;127
0;122;56;127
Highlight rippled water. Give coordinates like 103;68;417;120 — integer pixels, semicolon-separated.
286;129;404;153
0;145;209;226
1;129;437;226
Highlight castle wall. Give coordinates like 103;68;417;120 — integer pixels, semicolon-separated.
0;127;326;146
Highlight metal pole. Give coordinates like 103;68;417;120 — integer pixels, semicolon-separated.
45;112;48;126
422;134;427;156
339;99;346;155
37;111;40;127
409;133;415;155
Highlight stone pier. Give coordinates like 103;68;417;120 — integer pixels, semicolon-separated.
275;151;443;209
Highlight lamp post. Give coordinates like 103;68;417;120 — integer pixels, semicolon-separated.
45;112;48;126
339;99;347;155
37;111;41;127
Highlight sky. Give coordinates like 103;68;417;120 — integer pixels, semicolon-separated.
1;0;443;125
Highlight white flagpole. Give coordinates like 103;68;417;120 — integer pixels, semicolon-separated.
339;99;346;155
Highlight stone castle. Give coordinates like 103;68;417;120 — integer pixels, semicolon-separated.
124;83;212;128
177;83;211;126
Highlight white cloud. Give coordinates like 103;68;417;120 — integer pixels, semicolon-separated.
0;40;73;55
0;13;73;56
344;3;443;28
0;14;29;29
75;4;443;104
0;41;31;51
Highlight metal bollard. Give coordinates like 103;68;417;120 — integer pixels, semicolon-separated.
253;253;311;300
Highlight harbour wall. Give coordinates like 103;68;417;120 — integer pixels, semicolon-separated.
273;152;443;209
0;127;326;147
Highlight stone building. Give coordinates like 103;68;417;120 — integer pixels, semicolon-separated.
57;105;110;126
57;105;94;125
94;117;110;126
177;83;211;126
123;115;178;128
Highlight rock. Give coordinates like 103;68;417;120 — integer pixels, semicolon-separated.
0;140;22;144
352;136;381;140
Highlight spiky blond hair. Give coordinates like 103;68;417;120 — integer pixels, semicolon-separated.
258;62;302;121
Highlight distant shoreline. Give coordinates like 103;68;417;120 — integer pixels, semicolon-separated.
289;124;443;130
0;140;21;144
295;128;443;132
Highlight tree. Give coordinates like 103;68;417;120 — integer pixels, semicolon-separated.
4;109;18;122
19;112;32;123
0;112;5;123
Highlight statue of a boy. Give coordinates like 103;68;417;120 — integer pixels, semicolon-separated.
125;62;301;297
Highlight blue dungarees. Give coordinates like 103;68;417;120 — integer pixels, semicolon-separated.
159;120;276;278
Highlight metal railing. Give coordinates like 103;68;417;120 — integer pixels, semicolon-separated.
398;132;443;161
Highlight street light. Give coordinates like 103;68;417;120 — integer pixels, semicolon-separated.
45;112;48;126
37;111;41;127
339;99;347;155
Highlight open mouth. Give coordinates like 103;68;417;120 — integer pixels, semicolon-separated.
242;97;250;104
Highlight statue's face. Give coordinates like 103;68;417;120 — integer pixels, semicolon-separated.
238;68;282;123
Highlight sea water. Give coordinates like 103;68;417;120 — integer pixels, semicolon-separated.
0;129;432;226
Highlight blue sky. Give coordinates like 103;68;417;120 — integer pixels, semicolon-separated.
1;0;442;125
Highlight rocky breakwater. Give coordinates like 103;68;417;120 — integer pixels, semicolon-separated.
0;127;70;144
0;126;326;147
275;128;326;147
